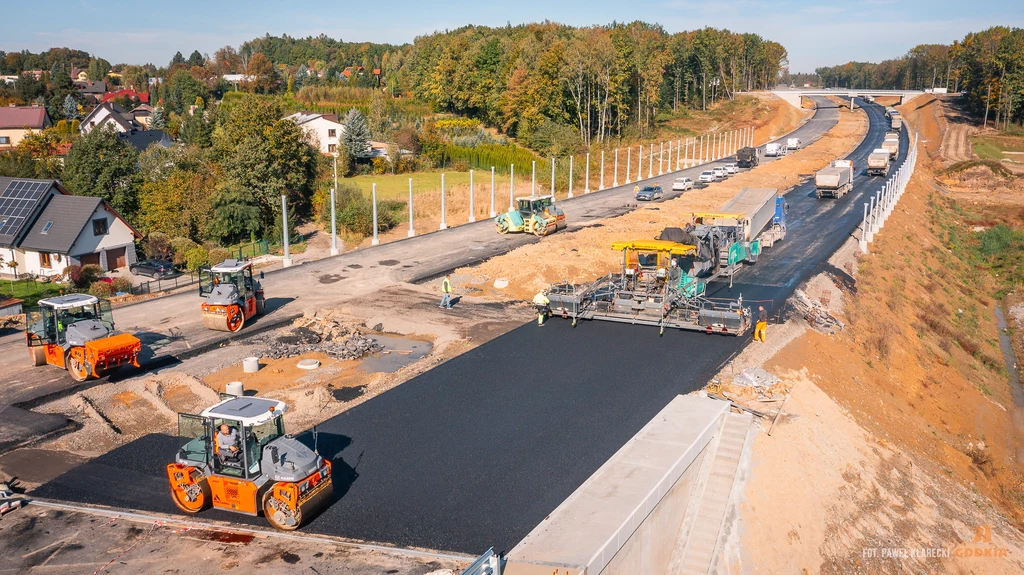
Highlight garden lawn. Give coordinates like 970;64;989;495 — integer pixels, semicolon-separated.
0;278;70;308
348;170;515;201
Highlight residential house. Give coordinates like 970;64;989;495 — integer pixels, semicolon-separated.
69;68;89;82
0;296;22;316
74;80;107;104
0;105;53;148
118;129;173;153
284;111;344;155
341;66;364;79
80;102;141;135
0;178;142;277
129;104;154;127
0;75;18;85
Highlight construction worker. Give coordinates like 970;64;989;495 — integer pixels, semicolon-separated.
215;423;240;463
533;291;550;327
634;184;640;193
754;305;768;342
439;274;453;309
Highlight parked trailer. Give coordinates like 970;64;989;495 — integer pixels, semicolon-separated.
736;146;759;168
882;133;900;159
545;240;751;336
867;149;890;176
815;160;854;198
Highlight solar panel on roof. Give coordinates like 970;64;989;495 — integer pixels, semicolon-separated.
0;179;52;241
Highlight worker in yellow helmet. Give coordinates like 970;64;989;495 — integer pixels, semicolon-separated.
533;291;550;327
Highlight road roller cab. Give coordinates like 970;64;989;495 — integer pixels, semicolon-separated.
199;259;264;332
24;293;141;381
166;396;333;530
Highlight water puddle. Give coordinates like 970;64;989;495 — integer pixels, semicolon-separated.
358;334;432;373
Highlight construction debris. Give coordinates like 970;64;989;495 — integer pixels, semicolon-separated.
0;482;23;519
791;289;845;333
732;367;780;389
254;315;383;360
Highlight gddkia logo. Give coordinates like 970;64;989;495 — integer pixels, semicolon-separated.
956;525;1009;558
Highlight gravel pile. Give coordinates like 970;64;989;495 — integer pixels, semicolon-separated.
255;317;383;360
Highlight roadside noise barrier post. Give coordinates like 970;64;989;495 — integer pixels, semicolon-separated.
408;178;415;237
439;174;448;230
568;155;574;198
550;157;555;199
509;164;515;209
859;203;869;253
489;167;496;218
626;148;631;183
611;149;616;188
329;186;338;256
585;153;591;194
371;183;380;245
468;169;475;223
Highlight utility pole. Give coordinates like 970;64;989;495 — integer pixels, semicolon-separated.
371;183;380;245
281;194;291;268
330;154;338;255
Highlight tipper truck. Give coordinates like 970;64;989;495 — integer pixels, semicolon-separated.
882;132;900;159
867;149;890;176
815;160;854;199
737;146;759;168
891;115;902;131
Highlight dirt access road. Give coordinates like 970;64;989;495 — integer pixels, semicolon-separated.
0;98;835;451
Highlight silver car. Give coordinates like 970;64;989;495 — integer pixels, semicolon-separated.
699;170;716;183
672;177;694;191
712;166;726;179
724;163;738;174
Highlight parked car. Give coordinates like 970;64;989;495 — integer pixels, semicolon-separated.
699;170;716;184
635;185;663;201
672;177;694;191
129;259;177;279
724;163;738;175
712;166;727;179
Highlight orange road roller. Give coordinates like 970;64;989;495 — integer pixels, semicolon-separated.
199;259;265;332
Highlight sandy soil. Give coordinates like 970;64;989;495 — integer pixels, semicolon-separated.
732;85;1024;574
455;102;867;301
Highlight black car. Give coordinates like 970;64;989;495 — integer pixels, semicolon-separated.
635;185;663;201
129;259;177;278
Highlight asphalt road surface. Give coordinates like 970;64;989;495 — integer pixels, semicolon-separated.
31;100;902;554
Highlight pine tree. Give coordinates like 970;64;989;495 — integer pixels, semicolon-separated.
150;106;167;129
62;94;78;120
342;108;372;158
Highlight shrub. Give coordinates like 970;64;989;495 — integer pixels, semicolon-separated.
371;156;389;174
88;280;113;298
144;232;173;260
64;264;82;286
110;277;133;295
77;264;105;288
184;246;210;271
169;237;198;266
208;247;231;266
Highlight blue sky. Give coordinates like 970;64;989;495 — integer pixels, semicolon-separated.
6;0;1023;72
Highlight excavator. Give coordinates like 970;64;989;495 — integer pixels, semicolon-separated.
166;396;334;530
25;293;142;381
199;259;265;332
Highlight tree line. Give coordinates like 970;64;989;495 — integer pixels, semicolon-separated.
808;27;1024;127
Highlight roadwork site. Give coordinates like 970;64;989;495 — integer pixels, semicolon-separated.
3;93;1024;575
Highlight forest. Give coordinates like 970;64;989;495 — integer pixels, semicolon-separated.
810;27;1024;126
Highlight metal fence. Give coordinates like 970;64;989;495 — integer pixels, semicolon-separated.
231;239;270;260
131;271;199;295
461;548;502;575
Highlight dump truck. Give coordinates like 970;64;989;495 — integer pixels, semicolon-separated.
815;159;854;199
200;260;265;332
25;294;142;381
882;132;900;159
544;240;751;336
167;396;334;530
764;142;786;157
867;148;890;176
891;115;903;131
737;146;760;168
495;195;566;236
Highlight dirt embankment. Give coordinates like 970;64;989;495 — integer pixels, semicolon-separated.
737;92;1024;573
457;102;867;301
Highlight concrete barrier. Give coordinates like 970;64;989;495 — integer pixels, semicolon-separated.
505;395;730;575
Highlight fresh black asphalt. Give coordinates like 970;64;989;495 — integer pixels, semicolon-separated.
31;99;900;555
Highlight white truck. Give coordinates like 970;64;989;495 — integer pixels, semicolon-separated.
867;149;890;176
882;132;900;159
891;115;903;131
765;142;786;157
786;137;801;151
815;159;854;199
